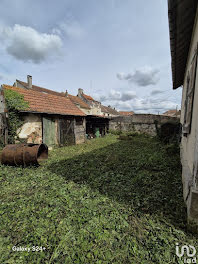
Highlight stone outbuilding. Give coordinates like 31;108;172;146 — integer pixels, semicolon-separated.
2;80;86;146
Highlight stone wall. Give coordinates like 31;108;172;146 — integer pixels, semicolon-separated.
17;113;42;144
74;118;86;144
0;89;8;145
17;113;86;146
109;114;180;136
0;114;6;145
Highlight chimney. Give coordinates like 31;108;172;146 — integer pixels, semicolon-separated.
27;75;32;89
65;90;68;97
78;88;83;96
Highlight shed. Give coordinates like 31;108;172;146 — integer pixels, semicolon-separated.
2;84;86;146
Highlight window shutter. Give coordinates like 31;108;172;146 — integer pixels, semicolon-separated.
183;49;198;135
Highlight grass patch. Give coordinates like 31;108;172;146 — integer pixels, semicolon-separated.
0;135;197;263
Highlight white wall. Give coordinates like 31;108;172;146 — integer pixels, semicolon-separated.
17;114;42;144
180;8;198;201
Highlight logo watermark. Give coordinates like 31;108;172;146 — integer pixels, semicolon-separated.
176;243;196;263
12;245;46;252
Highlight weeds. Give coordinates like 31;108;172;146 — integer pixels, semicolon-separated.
0;135;196;263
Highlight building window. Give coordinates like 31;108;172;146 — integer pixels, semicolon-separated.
183;49;198;135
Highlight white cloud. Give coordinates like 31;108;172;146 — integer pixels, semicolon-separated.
100;89;136;102
130;97;178;114
114;101;132;110
117;66;160;86
98;89;178;114
0;24;63;63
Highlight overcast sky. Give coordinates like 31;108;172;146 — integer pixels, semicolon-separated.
0;0;182;114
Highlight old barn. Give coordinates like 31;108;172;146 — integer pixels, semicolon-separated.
2;83;86;146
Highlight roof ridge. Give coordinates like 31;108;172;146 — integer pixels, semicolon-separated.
16;79;66;97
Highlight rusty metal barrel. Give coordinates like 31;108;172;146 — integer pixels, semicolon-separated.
0;143;48;166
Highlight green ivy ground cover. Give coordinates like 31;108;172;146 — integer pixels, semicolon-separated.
0;134;197;263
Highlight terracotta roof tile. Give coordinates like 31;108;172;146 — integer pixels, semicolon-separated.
16;80;66;97
68;94;90;109
83;94;95;101
163;109;181;116
119;111;134;116
3;85;85;116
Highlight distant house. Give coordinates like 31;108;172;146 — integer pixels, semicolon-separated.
77;88;102;116
68;93;91;115
2;76;86;146
163;109;181;118
119;111;134;116
70;88;110;137
168;0;198;226
101;105;120;117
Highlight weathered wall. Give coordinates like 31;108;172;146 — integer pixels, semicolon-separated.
75;104;91;115
90;104;102;116
74;117;86;144
179;7;198;224
17;114;42;144
80;108;91;115
0;88;8;144
17;113;86;146
109;114;179;136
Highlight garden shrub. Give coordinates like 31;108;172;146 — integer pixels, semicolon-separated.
109;129;122;135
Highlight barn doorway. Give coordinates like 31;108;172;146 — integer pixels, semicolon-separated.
43;116;56;146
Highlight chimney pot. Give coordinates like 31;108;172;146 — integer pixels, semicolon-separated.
78;88;83;96
65;90;68;97
27;75;32;89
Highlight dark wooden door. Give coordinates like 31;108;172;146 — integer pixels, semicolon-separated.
59;118;75;146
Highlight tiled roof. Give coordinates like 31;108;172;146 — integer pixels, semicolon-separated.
101;105;109;113
163;109;181;116
119;111;134;116
3;85;85;116
68;94;90;109
82;93;95;101
101;105;119;115
17;80;93;108
16;80;65;97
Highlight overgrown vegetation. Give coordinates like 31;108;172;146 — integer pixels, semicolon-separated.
154;120;181;144
4;89;29;143
0;135;197;263
108;129;122;135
